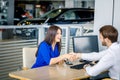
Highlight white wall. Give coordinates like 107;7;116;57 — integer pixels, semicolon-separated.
94;0;114;51
113;0;120;41
0;31;2;40
65;0;74;8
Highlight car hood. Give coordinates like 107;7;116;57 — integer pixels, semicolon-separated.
17;18;46;25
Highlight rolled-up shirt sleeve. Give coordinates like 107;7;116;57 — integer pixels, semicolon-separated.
85;52;114;76
81;50;107;61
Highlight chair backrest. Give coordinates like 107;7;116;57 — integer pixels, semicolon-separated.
22;47;37;69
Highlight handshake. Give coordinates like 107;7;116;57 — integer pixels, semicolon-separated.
62;52;81;62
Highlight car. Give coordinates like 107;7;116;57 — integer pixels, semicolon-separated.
16;8;94;38
17;8;94;25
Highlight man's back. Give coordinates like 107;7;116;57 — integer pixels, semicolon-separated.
109;42;120;79
81;42;120;79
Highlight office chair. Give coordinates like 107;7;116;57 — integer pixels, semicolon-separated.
22;47;37;70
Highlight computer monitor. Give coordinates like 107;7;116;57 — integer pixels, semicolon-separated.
72;35;99;53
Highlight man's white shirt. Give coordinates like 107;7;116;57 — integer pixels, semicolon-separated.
81;42;120;80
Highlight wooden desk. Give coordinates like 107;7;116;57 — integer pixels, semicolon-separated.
9;63;89;80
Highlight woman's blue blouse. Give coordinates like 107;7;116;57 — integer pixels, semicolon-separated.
32;41;60;68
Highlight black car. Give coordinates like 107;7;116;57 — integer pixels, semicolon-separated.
16;8;94;38
17;8;94;25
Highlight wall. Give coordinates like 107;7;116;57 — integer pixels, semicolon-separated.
65;0;74;8
0;31;2;40
65;0;94;8
8;0;14;25
113;0;120;41
94;0;114;50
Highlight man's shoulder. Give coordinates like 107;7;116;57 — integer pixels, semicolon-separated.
112;42;120;49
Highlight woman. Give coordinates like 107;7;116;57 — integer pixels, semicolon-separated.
32;25;72;68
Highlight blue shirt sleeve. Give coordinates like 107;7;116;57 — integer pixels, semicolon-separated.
32;41;60;68
37;42;51;65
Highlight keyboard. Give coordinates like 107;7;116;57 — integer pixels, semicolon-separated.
70;61;94;69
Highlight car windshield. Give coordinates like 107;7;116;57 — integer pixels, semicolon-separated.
40;9;63;19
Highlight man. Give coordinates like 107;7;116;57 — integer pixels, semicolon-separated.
75;25;120;79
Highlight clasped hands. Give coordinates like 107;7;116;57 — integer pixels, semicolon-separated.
63;52;81;61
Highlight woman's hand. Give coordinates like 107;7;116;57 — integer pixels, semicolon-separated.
58;60;64;64
69;52;82;61
63;53;77;61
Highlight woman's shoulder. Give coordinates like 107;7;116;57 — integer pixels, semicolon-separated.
40;41;50;47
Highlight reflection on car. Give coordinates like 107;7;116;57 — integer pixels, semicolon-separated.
16;8;94;38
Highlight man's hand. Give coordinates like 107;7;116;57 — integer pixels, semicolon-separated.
62;52;82;62
69;52;82;61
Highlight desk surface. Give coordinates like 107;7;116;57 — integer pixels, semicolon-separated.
9;63;89;80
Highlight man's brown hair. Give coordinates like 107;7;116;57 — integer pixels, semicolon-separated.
99;25;118;43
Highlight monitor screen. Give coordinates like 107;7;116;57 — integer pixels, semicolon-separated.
72;35;99;53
